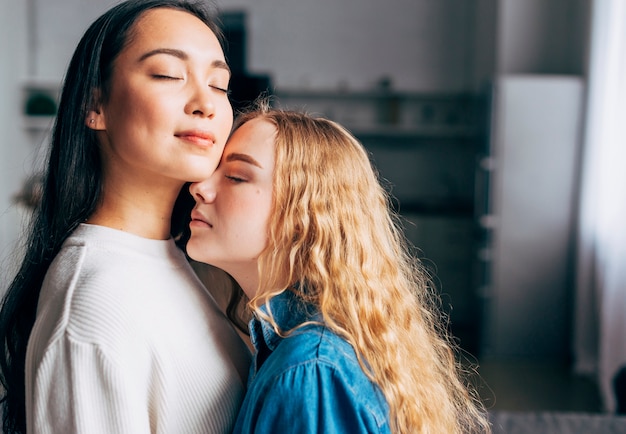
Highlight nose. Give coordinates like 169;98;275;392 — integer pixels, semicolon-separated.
185;80;216;118
189;177;217;203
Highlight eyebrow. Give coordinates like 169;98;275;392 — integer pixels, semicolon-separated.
225;152;263;168
138;48;231;75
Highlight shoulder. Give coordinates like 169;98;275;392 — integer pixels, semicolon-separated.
266;326;364;383
35;229;202;350
41;237;151;328
30;242;151;366
238;326;390;433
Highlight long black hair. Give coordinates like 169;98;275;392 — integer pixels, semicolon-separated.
0;1;223;432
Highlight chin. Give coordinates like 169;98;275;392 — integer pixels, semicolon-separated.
186;244;219;269
189;161;220;180
184;239;202;262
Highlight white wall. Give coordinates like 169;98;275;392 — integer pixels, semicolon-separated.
216;0;476;92
33;0;117;79
0;0;30;290
32;0;478;93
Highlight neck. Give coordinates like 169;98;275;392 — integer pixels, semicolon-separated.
221;265;258;300
87;175;183;240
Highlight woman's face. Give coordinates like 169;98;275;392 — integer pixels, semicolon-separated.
187;117;276;296
90;8;233;184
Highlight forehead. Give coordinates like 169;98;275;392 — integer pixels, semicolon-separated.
226;118;277;165
121;8;222;59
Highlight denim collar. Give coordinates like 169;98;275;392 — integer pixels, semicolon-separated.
249;289;321;353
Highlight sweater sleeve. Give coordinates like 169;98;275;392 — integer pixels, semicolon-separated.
28;334;151;434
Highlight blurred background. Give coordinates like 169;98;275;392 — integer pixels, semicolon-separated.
2;0;625;423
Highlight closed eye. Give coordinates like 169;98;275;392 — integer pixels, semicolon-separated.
225;175;245;183
211;85;230;95
152;74;181;80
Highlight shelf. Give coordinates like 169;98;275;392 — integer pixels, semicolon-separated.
273;88;479;102
393;199;474;217
273;88;486;140
351;125;482;140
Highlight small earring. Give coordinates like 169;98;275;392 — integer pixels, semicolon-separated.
89;119;95;124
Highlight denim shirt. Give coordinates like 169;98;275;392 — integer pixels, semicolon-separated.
232;290;391;434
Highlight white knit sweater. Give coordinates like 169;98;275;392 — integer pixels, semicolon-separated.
25;224;251;434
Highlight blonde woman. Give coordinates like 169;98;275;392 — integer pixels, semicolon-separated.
187;102;491;433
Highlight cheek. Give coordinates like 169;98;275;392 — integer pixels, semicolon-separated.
103;93;141;134
238;197;271;238
132;95;171;126
254;201;273;244
215;103;234;143
112;84;171;121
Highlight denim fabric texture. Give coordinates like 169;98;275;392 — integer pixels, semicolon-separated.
232;290;391;434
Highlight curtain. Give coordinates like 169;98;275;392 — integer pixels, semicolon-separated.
574;0;626;413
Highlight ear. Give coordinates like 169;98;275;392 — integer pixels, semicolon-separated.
85;109;106;130
86;90;106;130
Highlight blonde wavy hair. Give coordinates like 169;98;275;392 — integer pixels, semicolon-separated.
236;101;491;434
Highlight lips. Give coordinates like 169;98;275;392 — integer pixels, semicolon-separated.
190;210;212;228
175;130;216;148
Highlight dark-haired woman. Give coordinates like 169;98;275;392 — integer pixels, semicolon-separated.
0;1;250;433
